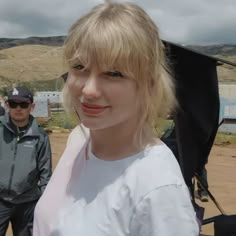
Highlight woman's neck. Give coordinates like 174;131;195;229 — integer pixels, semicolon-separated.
89;124;157;161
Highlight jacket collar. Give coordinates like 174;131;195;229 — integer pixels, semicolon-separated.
1;113;41;136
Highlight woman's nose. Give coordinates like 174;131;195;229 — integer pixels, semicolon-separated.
82;75;101;99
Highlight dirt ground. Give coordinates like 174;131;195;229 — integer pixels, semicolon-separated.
6;131;236;236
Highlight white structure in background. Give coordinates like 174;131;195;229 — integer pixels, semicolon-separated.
34;91;62;104
32;91;64;122
218;83;236;133
32;96;50;118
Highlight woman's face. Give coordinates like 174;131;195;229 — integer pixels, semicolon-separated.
67;63;141;131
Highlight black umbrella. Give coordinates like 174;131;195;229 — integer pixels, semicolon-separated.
163;41;221;189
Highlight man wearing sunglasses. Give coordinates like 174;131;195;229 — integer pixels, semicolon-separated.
0;86;52;236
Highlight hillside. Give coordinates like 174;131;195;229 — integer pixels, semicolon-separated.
188;44;236;56
0;36;235;94
0;44;65;92
217;54;236;82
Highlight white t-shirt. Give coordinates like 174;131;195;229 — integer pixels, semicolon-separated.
33;126;199;236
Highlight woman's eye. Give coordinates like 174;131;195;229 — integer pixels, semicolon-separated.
73;64;85;71
106;71;123;78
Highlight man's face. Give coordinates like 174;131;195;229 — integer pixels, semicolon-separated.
7;100;35;126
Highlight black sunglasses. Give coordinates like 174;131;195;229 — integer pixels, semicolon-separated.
8;101;30;109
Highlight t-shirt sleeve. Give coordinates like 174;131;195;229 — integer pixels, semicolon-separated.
130;184;200;236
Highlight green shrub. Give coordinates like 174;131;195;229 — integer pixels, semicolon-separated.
44;111;78;129
215;132;236;145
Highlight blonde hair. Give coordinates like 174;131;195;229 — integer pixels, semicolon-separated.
63;2;176;134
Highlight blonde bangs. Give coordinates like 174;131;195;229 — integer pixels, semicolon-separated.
64;10;150;81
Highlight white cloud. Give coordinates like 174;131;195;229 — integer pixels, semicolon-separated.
0;0;235;45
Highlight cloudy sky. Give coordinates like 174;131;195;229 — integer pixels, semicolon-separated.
0;0;235;45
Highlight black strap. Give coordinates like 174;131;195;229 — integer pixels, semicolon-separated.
195;172;225;215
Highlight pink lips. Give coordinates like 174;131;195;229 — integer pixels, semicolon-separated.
81;103;109;115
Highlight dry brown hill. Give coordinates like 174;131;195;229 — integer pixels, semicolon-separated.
0;45;65;90
188;44;236;56
216;55;236;82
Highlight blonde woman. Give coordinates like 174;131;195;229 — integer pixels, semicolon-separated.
33;2;199;235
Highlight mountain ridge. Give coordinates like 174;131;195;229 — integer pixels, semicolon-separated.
0;36;66;49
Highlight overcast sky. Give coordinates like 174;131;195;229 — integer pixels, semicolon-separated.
0;0;235;45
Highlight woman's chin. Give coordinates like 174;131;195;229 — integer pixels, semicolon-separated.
80;120;100;130
81;120;112;131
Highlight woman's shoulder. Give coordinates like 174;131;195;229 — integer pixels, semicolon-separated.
125;142;186;200
136;142;181;175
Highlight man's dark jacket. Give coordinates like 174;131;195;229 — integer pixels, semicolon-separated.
0;113;52;204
